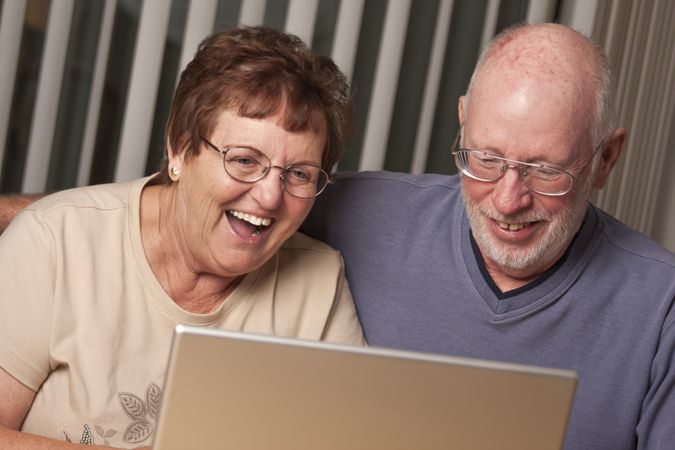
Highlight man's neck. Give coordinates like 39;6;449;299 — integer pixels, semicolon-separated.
482;262;546;293
468;231;570;295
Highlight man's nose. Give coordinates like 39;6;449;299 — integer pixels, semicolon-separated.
491;165;533;214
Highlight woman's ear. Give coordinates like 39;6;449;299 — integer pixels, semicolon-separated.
167;140;186;182
593;128;626;190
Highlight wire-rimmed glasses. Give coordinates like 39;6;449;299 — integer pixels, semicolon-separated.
451;128;601;196
201;137;330;199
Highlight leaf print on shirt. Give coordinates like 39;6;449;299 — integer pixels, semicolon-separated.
119;383;162;443
94;425;118;446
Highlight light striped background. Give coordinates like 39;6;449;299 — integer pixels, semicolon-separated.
1;0;675;252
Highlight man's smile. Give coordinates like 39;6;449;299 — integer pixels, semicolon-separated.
497;221;531;231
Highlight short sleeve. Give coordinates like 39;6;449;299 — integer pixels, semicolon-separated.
320;256;366;346
0;210;56;391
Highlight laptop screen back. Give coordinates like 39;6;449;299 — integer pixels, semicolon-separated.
153;325;576;450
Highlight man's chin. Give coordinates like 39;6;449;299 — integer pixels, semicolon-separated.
482;244;546;273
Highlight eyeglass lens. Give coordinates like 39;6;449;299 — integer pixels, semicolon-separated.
455;150;573;195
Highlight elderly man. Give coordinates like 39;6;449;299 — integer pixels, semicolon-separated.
303;23;674;449
0;23;673;449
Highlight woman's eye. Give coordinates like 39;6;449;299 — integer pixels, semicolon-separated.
287;168;311;182
231;157;256;166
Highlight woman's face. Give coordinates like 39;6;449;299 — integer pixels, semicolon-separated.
167;109;325;278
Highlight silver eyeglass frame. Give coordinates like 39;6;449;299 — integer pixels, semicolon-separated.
450;127;603;197
201;136;331;199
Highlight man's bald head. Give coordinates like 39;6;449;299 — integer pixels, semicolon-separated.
465;23;616;147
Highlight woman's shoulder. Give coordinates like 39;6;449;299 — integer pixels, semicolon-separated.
281;231;341;254
277;232;345;276
27;178;147;214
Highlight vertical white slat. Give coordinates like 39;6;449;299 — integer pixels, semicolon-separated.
592;0;639;211
0;0;28;175
629;4;662;228
526;0;557;23
239;0;266;26
77;0;117;186
604;1;653;222
652;78;675;251
559;0;601;37
634;1;675;232
285;0;319;45
177;0;218;77
648;1;675;247
113;0;171;182
330;0;365;82
411;0;454;174
479;0;501;52
22;0;75;192
358;0;412;171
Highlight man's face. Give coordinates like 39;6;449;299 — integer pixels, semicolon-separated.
462;172;592;274
459;77;597;279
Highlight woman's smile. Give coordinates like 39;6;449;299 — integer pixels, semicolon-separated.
226;209;275;240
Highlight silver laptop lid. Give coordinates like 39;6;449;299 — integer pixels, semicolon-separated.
153;325;577;450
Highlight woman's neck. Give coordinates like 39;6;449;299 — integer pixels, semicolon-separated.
140;184;242;313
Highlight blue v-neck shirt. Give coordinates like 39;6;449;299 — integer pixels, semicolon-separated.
303;170;675;450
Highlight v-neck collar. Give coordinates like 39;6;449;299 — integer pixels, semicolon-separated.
469;228;574;300
455;204;601;317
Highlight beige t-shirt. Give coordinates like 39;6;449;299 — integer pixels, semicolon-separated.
0;177;364;448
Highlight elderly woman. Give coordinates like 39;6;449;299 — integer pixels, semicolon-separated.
0;26;364;449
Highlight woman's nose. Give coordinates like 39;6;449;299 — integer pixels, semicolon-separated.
250;167;285;210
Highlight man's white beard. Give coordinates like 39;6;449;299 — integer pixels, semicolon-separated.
462;181;592;273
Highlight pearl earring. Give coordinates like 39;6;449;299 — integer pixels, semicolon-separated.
171;166;180;178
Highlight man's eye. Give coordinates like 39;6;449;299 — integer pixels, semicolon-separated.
533;167;563;180
474;154;501;167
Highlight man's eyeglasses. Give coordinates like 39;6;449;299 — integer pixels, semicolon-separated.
451;128;602;196
201;137;330;199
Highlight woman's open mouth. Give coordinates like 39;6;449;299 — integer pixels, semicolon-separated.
227;210;274;238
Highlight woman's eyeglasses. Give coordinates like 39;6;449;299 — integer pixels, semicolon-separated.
201;137;330;199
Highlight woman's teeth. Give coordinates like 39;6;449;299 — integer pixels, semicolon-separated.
229;210;272;227
498;221;529;231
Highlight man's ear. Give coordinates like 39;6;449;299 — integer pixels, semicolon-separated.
593;128;626;189
458;96;466;125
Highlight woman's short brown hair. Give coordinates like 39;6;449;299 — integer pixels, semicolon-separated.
161;26;352;182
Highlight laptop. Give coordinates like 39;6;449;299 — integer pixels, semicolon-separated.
153;325;577;450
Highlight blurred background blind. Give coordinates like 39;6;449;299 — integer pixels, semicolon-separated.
1;0;675;251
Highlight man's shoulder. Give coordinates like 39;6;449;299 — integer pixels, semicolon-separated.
333;170;460;191
323;171;461;208
595;207;675;268
305;171;464;241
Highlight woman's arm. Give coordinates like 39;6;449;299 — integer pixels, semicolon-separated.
0;368;142;449
0;194;44;233
0;367;34;430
